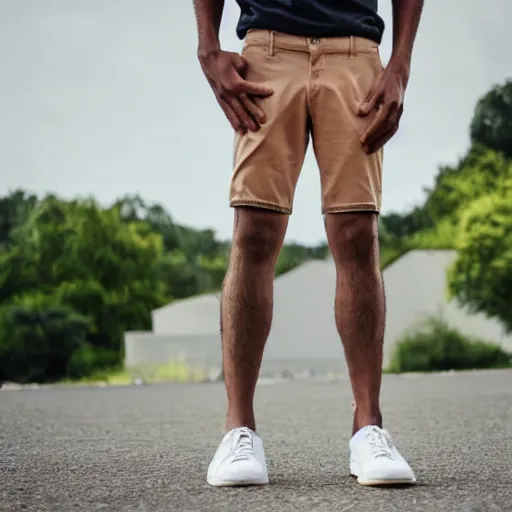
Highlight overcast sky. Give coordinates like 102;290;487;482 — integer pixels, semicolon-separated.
1;1;510;244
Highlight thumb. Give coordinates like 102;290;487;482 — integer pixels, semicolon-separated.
232;53;247;74
358;89;379;117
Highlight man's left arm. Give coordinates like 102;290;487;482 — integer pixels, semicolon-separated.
359;0;424;154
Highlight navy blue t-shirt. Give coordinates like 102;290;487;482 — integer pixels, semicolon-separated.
235;1;385;44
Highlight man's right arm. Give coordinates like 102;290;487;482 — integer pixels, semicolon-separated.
193;0;273;133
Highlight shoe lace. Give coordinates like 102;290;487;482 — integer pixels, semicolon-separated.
365;427;394;460
231;428;254;463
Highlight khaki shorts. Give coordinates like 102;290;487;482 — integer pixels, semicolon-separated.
230;30;384;214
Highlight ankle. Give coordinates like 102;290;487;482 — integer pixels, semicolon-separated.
226;412;256;432
353;409;382;435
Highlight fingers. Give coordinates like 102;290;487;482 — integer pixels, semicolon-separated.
364;124;399;154
358;75;384;117
361;104;390;146
358;91;381;117
227;96;259;132
219;98;245;134
240;93;266;125
231;77;274;97
213;53;273;133
217;75;272;133
361;102;402;151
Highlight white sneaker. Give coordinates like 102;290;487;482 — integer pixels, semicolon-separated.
349;425;416;486
207;427;269;487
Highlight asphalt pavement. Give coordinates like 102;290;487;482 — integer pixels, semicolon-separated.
1;370;512;512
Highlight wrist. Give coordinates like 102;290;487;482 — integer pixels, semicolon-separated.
388;53;411;84
197;38;221;63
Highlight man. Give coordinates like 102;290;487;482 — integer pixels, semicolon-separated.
193;0;423;487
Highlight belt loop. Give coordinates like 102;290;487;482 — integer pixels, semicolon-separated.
349;36;355;57
268;30;275;57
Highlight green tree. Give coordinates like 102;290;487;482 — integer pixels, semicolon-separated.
115;194;183;252
0;301;90;384
448;193;512;333
380;206;433;239
471;78;512;158
114;194;232;297
0;189;38;249
0;196;172;355
422;145;512;224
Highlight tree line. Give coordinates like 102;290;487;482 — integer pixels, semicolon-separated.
1;78;511;384
0;192;328;383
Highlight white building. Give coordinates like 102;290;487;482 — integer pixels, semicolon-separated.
124;250;512;376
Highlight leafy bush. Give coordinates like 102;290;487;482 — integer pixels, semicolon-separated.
408;218;459;250
67;344;119;380
0;305;90;383
387;316;512;373
448;192;512;334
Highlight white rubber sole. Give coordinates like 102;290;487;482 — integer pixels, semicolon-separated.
350;461;416;487
355;476;417;486
207;476;269;487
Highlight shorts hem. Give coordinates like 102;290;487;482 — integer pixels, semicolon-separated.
230;200;291;214
322;203;379;214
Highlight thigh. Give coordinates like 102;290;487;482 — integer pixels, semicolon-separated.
230;34;310;214
311;39;384;214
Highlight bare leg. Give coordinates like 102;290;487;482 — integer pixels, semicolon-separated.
222;207;288;432
325;213;385;434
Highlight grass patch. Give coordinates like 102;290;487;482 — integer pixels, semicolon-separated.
387;315;512;373
67;359;207;385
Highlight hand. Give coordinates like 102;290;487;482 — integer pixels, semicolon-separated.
358;60;409;154
198;49;273;134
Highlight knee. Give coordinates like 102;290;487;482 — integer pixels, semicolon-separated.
327;214;378;263
233;212;284;264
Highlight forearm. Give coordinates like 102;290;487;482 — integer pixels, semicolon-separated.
193;0;225;58
390;0;424;72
